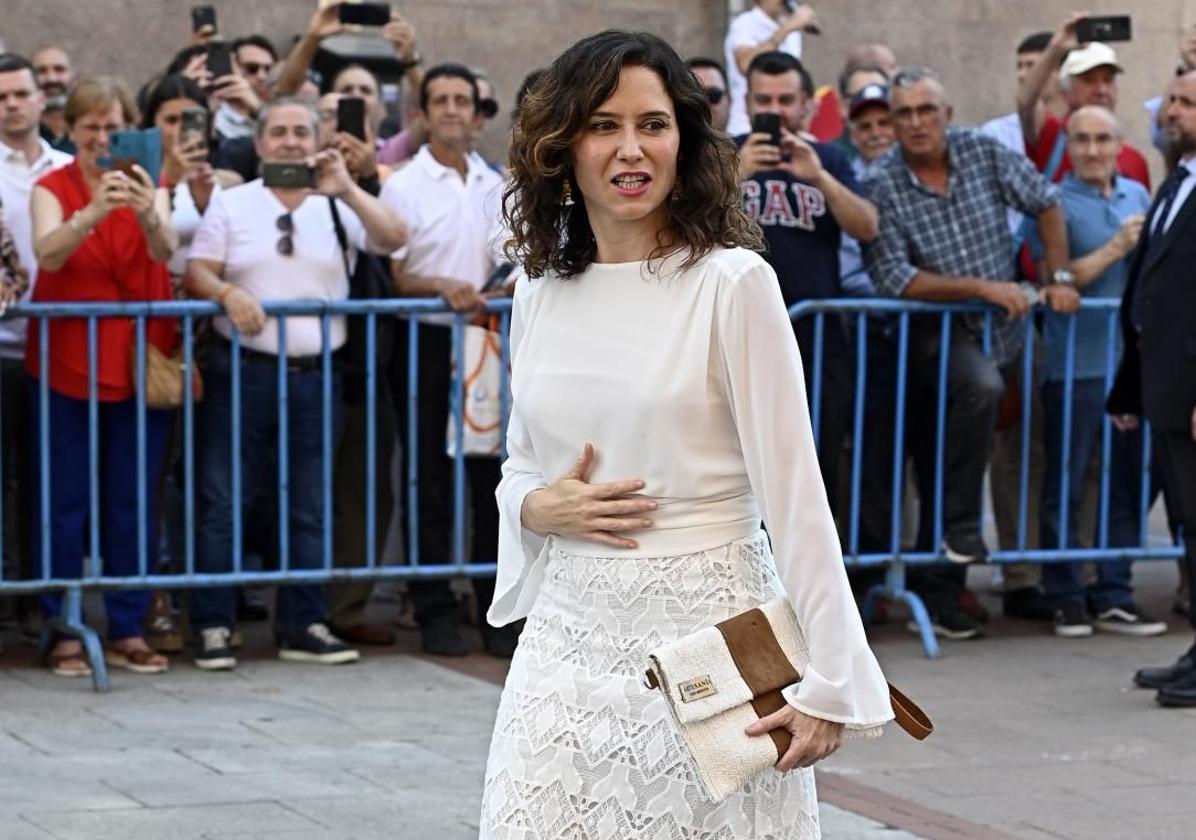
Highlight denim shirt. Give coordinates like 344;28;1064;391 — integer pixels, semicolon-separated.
1038;173;1150;382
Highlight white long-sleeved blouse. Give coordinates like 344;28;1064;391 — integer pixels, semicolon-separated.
488;246;893;728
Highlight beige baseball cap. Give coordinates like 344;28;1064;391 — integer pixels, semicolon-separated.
1061;42;1124;77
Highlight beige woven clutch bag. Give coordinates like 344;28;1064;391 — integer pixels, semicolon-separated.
644;597;932;802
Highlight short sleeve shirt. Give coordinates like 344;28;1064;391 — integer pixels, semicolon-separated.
1031;173;1150;381
724;7;802;137
379;146;505;326
189;179;367;356
736;136;860;308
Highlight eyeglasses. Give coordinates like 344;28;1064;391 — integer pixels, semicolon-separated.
891;103;942;123
478;97;499;119
240;61;273;77
276;213;294;257
704;88;726;106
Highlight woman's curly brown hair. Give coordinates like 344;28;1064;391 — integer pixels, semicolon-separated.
504;30;763;279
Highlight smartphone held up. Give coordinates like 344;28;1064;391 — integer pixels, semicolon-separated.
262;162;316;190
1075;15;1132;44
337;2;391;27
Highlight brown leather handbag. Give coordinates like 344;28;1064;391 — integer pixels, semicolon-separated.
130;343;204;409
644;598;932;802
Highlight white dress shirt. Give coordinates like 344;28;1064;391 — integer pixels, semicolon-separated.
724;6;803;137
488;247;893;727
0;137;72;358
379;145;504;326
1152;157;1196;236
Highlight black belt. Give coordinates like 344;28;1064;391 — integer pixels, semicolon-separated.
217;338;339;373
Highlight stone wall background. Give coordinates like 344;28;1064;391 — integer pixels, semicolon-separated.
1;0;1193;174
0;0;726;162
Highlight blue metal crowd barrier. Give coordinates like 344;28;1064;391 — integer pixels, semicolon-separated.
791;298;1185;657
0;296;1184;689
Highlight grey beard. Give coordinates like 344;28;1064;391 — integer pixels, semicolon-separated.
44;95;67;111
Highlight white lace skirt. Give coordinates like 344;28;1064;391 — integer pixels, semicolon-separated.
479;530;820;839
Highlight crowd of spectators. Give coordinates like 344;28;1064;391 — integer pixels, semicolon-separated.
0;2;1192;679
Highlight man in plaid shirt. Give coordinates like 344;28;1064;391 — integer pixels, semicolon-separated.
863;67;1079;636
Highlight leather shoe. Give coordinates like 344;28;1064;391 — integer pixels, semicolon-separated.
482;625;521;659
332;623;395;646
1156;668;1196;707
1134;646;1196;689
420;616;469;657
237;590;271;622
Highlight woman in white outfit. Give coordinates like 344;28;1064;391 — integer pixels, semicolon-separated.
479;30;893;839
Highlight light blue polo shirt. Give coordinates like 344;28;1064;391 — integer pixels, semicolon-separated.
1038;173;1150;382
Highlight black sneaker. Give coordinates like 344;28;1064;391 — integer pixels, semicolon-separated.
1053;602;1093;638
1093;605;1168;637
195;626;237;671
906;606;984;641
941;532;989;564
278;623;360;665
1003;587;1055;622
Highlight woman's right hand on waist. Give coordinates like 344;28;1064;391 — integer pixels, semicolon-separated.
521;443;656;550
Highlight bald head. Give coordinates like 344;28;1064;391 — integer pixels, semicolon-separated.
1066;104;1122;188
846;43;898;78
1067;104;1120;136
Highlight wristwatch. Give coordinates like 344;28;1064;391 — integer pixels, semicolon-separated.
1051;268;1076;287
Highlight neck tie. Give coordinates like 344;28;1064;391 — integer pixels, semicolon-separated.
1132;166;1191;330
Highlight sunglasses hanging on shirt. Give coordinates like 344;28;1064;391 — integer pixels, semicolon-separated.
276;213;294;257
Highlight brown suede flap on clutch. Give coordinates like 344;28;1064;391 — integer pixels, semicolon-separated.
713;608;933;760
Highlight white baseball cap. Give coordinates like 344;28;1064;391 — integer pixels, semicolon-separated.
1061;42;1124;77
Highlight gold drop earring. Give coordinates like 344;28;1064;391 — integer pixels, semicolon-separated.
561;178;575;207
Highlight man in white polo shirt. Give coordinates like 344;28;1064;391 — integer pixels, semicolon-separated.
724;0;820;136
379;63;517;658
185;97;406;671
0;53;71;632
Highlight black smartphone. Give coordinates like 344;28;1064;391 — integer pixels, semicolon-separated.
752;113;782;147
190;5;217;33
262;162;316;189
338;2;391;27
179;107;210;150
337;96;367;141
205;41;234;82
1075;15;1132;44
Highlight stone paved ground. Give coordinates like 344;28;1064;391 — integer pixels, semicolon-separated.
0;557;1191;840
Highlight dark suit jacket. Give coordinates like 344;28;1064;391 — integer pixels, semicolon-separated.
1107;174;1196;432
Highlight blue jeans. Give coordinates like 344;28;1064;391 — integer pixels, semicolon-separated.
1040;378;1140;611
191;342;342;636
29;383;171;640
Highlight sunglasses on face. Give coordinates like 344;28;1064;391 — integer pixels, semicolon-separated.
478;97;499;119
240;61;273;77
276;213;294;257
704;87;726;106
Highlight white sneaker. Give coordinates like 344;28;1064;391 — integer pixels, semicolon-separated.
1093;606;1168;637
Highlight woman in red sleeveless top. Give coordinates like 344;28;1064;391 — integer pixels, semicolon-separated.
27;77;177;677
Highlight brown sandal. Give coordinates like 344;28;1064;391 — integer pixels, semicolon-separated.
46;649;93;678
105;646;169;675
